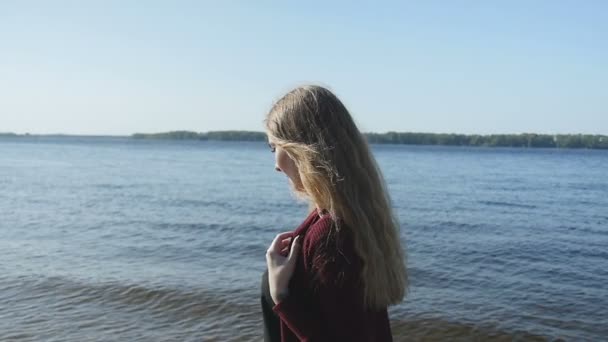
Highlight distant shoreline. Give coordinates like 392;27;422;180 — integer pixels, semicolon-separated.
1;130;607;149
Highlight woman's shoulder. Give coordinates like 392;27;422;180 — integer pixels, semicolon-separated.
301;214;362;286
301;215;358;262
303;213;334;245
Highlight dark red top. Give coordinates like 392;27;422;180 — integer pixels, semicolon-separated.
271;210;393;342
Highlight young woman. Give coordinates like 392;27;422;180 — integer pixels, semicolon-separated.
260;85;408;342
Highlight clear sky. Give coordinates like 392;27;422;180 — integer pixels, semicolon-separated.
1;1;606;135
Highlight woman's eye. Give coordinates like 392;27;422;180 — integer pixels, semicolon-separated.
268;143;276;153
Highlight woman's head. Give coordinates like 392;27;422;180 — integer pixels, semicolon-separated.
265;85;408;309
265;85;354;203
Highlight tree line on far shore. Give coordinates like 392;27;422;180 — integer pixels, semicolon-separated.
132;130;265;141
129;131;608;149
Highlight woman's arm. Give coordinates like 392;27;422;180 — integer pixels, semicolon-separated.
271;225;378;342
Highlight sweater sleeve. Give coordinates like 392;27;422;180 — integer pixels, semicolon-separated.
272;219;376;342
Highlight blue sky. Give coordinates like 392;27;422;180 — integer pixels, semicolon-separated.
1;1;606;135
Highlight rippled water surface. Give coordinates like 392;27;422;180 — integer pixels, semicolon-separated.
1;137;607;341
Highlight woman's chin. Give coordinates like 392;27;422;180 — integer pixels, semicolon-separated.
288;179;304;192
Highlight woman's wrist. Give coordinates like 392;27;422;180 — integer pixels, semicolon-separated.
272;288;289;304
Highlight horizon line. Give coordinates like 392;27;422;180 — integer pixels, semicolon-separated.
2;130;607;137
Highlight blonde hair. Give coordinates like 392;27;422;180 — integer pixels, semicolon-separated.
265;85;408;309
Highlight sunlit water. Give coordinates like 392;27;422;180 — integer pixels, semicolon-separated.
1;137;606;341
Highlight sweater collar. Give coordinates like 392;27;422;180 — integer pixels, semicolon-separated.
292;209;321;237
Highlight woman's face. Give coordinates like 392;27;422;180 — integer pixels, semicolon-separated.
268;138;303;191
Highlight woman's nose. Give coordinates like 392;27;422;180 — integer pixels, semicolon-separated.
275;166;281;172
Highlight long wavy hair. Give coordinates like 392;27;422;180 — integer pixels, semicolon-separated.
264;85;408;309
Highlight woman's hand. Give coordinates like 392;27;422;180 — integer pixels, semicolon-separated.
266;232;301;304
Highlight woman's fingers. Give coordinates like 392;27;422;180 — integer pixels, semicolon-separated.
287;235;301;262
280;237;292;248
279;239;294;255
267;232;293;255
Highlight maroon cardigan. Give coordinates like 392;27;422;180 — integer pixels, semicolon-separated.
272;210;393;341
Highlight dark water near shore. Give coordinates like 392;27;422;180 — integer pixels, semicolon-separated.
1;137;607;341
